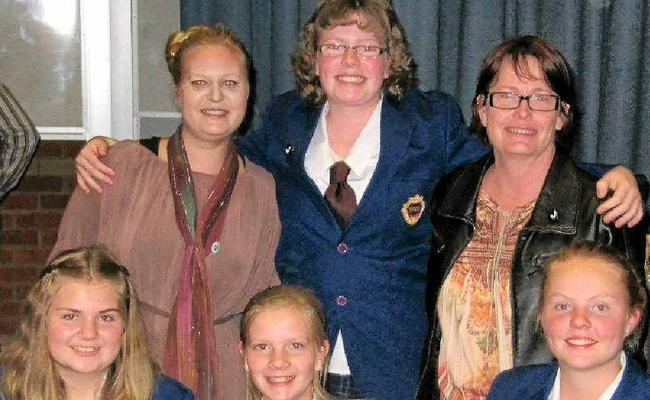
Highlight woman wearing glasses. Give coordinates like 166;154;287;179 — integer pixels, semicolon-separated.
416;35;648;400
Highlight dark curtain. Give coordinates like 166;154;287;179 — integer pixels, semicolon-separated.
180;0;650;178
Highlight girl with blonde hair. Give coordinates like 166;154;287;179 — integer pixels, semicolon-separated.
240;285;333;400
0;246;193;400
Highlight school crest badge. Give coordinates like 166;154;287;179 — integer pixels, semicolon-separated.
401;194;425;226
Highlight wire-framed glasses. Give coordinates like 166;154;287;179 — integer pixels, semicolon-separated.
318;44;388;59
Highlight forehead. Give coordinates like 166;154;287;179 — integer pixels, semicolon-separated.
181;43;246;74
248;305;312;336
491;55;550;89
545;257;626;293
50;279;120;309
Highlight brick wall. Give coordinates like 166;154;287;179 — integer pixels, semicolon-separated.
0;140;84;344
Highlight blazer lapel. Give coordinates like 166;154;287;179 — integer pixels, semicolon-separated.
283;102;319;172
281;102;344;232
611;356;648;399
350;95;416;226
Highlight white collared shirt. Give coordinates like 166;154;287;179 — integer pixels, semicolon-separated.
304;97;383;374
304;98;382;203
548;352;627;400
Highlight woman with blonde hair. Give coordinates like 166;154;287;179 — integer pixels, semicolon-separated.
0;246;193;400
50;24;280;400
239;285;332;400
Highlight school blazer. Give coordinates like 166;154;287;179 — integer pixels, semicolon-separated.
487;357;650;400
152;374;194;400
237;89;486;399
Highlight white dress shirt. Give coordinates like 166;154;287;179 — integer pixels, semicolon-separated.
304;97;383;374
548;352;626;400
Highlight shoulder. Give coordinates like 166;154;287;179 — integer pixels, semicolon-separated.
391;89;462;118
103;141;165;179
240;155;276;192
152;374;194;399
553;150;598;187
105;140;154;165
488;364;556;399
434;154;489;198
265;90;313;116
614;356;650;397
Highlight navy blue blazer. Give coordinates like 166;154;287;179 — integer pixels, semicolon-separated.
237;89;486;399
153;374;194;399
0;374;192;400
487;357;650;400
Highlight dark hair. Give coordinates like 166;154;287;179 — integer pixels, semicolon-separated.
469;35;577;147
540;242;647;354
292;0;417;105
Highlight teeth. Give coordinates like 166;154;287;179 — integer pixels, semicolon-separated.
337;75;364;83
202;109;227;116
73;346;99;353
268;376;294;383
509;128;534;135
566;338;596;346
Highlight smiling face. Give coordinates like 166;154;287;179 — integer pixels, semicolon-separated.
541;257;641;378
241;306;328;400
47;279;124;384
478;56;566;163
315;18;389;111
176;43;249;146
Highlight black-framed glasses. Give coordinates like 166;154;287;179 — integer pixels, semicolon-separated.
487;92;561;111
318;44;388;59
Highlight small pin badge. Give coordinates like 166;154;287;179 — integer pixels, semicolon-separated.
284;143;294;155
402;194;426;226
211;241;221;254
549;209;559;222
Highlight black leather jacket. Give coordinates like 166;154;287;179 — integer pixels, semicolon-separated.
416;150;648;399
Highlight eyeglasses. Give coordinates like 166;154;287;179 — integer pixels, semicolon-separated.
318;44;388;59
487;92;561;111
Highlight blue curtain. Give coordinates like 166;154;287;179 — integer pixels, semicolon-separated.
180;0;650;178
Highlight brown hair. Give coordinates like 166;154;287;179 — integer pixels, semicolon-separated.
292;0;417;105
0;246;158;400
240;285;333;400
469;35;576;146
540;242;647;353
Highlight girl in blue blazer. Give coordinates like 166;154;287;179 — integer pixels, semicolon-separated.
487;242;649;400
0;246;193;400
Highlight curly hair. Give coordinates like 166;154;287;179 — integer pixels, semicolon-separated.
469;35;577;146
240;285;333;400
292;0;417;105
0;246;158;400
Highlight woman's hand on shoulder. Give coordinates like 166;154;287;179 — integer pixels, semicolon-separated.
595;165;644;228
75;136;118;194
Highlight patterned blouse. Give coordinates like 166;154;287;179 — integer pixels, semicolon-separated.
437;192;535;400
